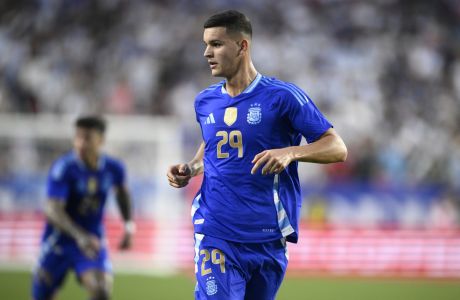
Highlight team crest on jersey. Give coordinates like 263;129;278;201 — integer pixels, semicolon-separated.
206;276;218;296
247;103;262;125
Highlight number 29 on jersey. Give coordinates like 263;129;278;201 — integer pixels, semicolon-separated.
216;130;243;158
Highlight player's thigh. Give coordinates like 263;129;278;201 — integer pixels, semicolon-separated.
244;240;288;300
31;252;70;300
80;269;113;299
74;246;113;299
243;270;285;300
194;234;246;300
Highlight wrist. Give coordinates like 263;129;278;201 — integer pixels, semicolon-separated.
188;161;201;177
289;146;303;162
124;220;136;234
75;231;87;244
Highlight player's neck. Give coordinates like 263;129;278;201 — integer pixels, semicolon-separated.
81;154;99;170
225;62;258;97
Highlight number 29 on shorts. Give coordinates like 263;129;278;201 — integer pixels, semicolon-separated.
200;249;225;276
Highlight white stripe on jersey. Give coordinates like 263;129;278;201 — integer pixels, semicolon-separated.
273;174;295;237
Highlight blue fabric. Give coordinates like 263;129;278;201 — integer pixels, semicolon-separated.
194;234;288;300
44;152;126;239
32;151;124;299
32;240;111;300
193;75;332;243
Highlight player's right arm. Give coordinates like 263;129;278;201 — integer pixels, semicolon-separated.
44;200;100;259
46;158;99;258
167;141;205;188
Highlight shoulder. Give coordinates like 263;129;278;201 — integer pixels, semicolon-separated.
195;81;224;103
49;152;76;180
259;76;310;106
103;154;125;170
102;154;126;174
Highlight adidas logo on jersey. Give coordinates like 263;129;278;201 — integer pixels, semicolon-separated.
203;113;215;125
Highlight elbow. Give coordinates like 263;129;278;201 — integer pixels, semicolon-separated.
44;202;53;218
323;130;348;163
334;137;348;163
338;144;348;162
43;201;61;223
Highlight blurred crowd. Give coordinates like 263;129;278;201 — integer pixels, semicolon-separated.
0;0;459;224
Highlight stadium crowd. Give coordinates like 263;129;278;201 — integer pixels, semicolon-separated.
0;0;459;226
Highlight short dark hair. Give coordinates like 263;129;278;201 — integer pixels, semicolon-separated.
75;116;106;134
204;10;252;37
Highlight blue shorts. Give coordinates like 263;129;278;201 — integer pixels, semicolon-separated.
194;234;288;300
31;237;111;300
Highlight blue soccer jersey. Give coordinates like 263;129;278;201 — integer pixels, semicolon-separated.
42;151;125;243
192;74;332;243
32;152;125;299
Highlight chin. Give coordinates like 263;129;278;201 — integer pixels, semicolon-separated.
210;67;226;77
212;71;227;78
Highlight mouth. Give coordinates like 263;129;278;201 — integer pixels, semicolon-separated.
209;61;218;69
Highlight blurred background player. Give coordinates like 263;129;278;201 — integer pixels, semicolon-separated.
31;116;134;300
0;0;458;299
167;10;347;299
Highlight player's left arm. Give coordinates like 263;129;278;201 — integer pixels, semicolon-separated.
114;184;135;250
251;128;347;175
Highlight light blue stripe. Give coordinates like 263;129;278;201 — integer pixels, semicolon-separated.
282;238;289;260
206;83;221;89
271;81;307;105
261;77;308;104
279;216;291;230
243;73;262;94
275;199;283;211
191;193;201;217
286;82;310;103
260;80;307;106
277;208;287;221
194;233;204;274
36;230;60;266
273;174;295;238
200;83;222;94
194;234;203;264
221;73;262;95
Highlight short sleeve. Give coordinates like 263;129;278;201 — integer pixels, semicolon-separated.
278;84;332;143
112;160;126;187
194;97;201;124
47;160;70;201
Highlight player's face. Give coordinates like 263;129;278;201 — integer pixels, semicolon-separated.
74;128;104;160
203;27;242;78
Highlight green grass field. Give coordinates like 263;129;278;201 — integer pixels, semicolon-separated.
1;270;459;300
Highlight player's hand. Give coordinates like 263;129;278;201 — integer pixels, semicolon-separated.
167;164;192;188
251;148;294;175
76;233;100;259
118;231;133;251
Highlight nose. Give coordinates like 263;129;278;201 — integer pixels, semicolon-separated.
203;46;212;58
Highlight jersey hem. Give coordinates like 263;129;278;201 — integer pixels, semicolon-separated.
193;229;289;244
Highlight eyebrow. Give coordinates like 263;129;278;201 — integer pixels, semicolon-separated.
204;39;223;44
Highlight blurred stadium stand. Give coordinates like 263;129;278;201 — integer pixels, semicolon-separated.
0;0;459;278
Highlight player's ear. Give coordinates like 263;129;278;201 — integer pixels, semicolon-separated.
238;39;249;56
98;131;105;144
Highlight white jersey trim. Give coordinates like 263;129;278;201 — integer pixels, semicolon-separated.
221;73;262;95
273;174;295;237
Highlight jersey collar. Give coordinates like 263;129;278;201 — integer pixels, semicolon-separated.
73;151;106;171
221;73;262;95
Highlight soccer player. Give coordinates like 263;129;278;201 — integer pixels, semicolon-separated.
167;10;347;300
32;116;134;300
